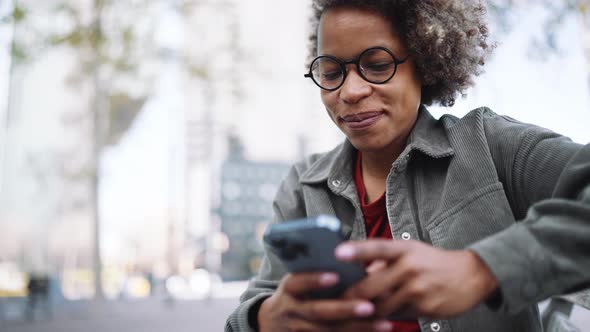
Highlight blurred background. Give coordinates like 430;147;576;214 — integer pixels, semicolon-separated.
0;0;589;331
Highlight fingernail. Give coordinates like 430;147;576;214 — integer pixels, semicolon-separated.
319;273;339;286
354;302;374;317
366;260;386;274
374;320;393;332
335;244;355;260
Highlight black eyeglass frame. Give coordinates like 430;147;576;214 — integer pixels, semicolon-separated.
304;46;409;91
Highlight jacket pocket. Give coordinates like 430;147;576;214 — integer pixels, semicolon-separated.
426;182;516;249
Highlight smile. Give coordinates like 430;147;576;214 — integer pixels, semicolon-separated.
339;111;384;130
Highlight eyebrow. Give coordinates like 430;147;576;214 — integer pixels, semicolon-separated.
318;45;396;59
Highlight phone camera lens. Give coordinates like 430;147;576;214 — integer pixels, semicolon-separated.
281;241;309;261
270;238;286;248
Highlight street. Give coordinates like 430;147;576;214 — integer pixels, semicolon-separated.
0;297;239;332
1;296;589;332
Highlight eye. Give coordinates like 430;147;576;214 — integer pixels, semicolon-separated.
364;61;394;73
312;57;342;83
322;71;342;81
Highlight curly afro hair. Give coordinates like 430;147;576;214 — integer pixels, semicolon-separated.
308;0;494;107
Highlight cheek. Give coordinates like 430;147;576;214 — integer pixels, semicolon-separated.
388;76;422;111
409;77;422;105
320;92;337;116
405;68;423;106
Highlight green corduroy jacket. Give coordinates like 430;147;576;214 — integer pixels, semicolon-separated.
226;106;590;332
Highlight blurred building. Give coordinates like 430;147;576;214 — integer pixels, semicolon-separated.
216;136;289;281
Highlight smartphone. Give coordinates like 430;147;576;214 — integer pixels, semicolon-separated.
263;215;366;299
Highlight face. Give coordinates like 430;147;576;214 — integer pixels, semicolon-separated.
317;7;422;154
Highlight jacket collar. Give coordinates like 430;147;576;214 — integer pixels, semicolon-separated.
300;105;454;185
407;105;455;159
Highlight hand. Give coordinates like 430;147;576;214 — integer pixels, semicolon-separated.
336;240;499;319
257;272;394;332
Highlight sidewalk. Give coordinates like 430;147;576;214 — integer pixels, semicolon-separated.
1;288;589;332
1;297;240;332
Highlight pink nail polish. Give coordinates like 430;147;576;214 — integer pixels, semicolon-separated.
354;302;374;317
336;245;355;259
374;320;393;332
319;273;338;286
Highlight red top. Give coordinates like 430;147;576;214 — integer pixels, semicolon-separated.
354;151;421;332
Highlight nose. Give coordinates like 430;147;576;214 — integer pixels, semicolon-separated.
339;66;371;104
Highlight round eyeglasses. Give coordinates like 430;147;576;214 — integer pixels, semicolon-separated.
304;46;408;91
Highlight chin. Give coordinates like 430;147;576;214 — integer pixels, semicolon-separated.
350;131;405;153
349;137;387;153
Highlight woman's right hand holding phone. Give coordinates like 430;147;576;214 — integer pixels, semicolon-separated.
257;272;393;332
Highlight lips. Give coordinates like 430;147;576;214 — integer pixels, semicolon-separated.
339;111;384;130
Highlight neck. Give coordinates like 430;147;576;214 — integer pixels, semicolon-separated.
361;141;405;180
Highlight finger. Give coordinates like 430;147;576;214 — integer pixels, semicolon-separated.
289;318;394;332
373;285;414;318
345;262;408;300
383;306;419;321
366;259;387;274
297;299;375;321
282;272;339;297
284;318;324;332
332;319;394;332
336;240;411;263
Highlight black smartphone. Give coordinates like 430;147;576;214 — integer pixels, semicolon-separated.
263;215;366;299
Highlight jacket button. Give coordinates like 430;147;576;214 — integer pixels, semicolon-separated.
401;232;411;240
430;322;441;332
331;179;342;187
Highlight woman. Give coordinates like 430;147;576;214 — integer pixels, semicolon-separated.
226;1;590;331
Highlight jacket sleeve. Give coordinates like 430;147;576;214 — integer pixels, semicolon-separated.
225;165;307;331
469;110;590;314
480;109;583;219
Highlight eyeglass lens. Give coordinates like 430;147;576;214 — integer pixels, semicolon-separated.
310;48;397;90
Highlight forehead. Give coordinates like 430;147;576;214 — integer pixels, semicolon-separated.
317;6;404;58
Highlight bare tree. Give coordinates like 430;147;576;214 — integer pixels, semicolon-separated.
2;0;203;297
